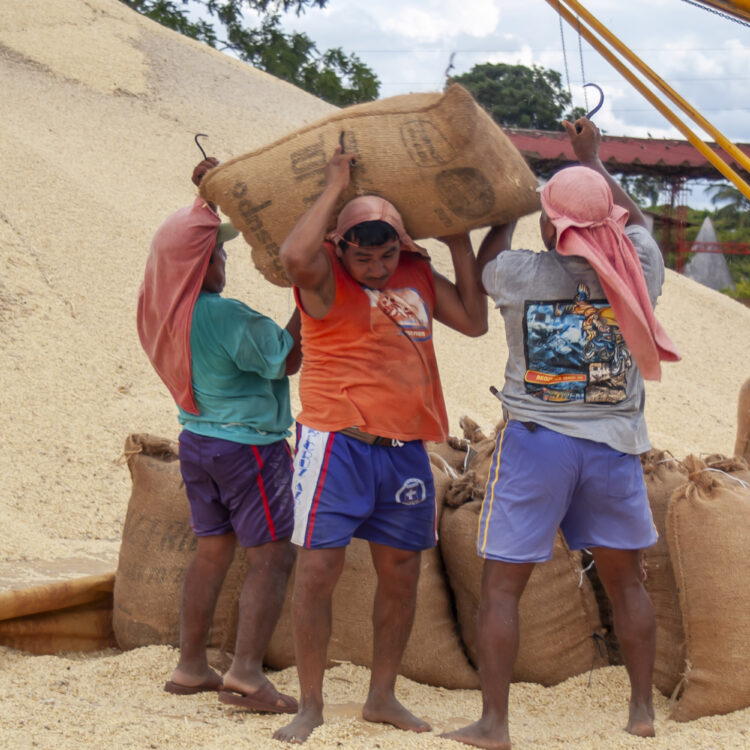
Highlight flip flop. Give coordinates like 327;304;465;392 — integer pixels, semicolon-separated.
164;671;223;695
218;681;298;714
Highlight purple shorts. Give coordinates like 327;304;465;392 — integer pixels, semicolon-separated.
291;424;437;551
178;430;294;547
477;420;657;563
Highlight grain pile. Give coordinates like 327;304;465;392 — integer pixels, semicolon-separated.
1;1;749;747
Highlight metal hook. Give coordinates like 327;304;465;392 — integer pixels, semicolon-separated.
444;51;456;81
339;130;356;167
583;82;604;120
194;133;209;160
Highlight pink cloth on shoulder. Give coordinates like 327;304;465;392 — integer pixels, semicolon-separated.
541;166;680;381
137;197;220;414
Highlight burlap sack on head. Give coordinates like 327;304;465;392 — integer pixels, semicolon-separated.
113;434;249;654
440;499;605;686
667;455;750;721
265;465;480;689
199;84;540;286
638;449;689;697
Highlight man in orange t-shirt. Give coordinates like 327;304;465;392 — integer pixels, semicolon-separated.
273;146;488;743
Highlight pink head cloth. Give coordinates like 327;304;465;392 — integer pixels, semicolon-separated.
327;195;429;257
137;197;220;414
540;166;680;381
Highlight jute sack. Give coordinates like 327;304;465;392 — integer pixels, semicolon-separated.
265;465;479;689
440;499;605;686
199;84;540;286
0;572;115;654
667;455;750;721
0;598;115;654
113;434;249;654
735;376;750;461
639;450;689;697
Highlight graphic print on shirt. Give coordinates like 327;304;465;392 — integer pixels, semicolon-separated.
523;283;632;404
363;286;431;341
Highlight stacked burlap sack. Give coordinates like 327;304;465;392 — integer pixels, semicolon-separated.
0;573;115;654
112;414;750;719
428;417;608;687
112;434;251;665
425;413;750;720
199;84;540;286
113;428;606;690
662;454;750;721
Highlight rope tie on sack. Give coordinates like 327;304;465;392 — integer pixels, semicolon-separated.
700;468;749;488
115;445;143;466
578;557;596;588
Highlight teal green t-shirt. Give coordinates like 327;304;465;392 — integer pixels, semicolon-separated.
178;292;293;444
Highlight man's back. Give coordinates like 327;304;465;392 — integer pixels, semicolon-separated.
482;225;664;454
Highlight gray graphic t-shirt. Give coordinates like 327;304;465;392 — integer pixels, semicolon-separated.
482;225;664;454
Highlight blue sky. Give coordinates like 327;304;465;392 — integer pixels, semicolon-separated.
270;0;748;143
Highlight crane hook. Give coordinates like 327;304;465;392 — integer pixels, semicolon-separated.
583;82;604;120
194;133;209;160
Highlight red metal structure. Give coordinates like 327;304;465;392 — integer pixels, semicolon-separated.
504;129;750;180
504;129;750;272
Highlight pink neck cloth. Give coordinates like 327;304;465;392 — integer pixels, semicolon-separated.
137;197;219;414
327;195;429;257
540;166;680;381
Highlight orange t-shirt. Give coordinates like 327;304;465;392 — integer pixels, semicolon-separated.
295;244;448;442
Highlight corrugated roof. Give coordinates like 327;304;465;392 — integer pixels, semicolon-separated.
504;128;750;179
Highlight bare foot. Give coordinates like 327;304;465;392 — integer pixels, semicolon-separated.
625;700;655;738
362;693;431;732
272;708;323;744
440;718;510;750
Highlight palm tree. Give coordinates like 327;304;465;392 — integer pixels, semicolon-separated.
708;182;750;229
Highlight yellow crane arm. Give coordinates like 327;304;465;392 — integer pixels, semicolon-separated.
546;0;750;201
694;0;750;24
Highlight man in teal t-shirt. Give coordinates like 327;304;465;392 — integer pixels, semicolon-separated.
138;157;301;714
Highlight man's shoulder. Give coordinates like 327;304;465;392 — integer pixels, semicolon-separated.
625;224;660;256
196;293;261;323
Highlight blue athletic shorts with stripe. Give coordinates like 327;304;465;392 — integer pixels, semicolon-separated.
178;430;294;548
477;420;657;563
291;424;437;551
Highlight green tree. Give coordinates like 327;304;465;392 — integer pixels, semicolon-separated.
620;175;672;209
450;62;582;130
120;1;379;105
708;181;750;231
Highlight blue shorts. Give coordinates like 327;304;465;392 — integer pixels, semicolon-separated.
477;421;657;563
178;431;294;547
291;424;437;551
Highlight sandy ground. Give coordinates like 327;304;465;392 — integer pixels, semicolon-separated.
1;1;749;747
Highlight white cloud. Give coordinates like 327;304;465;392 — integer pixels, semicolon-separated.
377;0;501;42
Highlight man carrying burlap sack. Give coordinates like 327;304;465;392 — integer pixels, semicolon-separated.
273;144;488;743
137;158;301;713
445;117;681;750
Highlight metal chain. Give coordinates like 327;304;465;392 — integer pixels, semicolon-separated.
680;0;750;28
557;0;574;104
577;15;589;111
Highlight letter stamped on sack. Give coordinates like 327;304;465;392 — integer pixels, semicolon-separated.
400;120;456;167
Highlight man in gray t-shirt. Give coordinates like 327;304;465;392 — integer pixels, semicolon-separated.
444;118;670;750
482;221;663;455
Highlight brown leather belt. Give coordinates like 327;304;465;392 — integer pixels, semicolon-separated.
339;427;402;447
